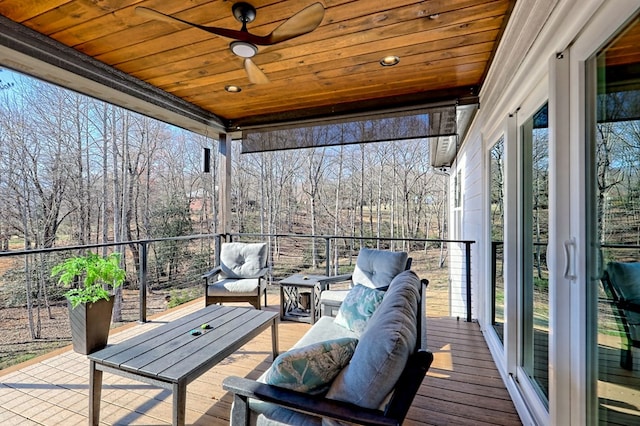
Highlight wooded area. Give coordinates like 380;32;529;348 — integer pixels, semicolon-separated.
0;68;449;330
0;69;448;251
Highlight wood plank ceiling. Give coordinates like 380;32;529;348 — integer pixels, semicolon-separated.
0;0;515;132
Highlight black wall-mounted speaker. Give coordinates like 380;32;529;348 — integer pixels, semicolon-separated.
203;147;211;173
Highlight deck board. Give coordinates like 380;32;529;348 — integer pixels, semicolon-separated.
0;294;522;425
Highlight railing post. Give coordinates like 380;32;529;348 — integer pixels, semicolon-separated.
139;241;148;323
325;237;331;276
466;241;472;322
215;234;222;265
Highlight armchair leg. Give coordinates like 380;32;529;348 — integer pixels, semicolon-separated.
621;348;633;370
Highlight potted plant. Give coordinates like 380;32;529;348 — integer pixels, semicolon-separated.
51;252;126;354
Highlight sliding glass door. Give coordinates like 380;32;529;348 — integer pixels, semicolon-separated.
520;103;550;405
587;16;640;424
491;137;505;343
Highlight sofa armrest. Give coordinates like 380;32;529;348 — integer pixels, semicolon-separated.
223;350;434;426
619;299;640;313
222;376;398;426
319;273;353;289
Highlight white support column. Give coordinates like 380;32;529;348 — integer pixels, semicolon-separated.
219;132;232;235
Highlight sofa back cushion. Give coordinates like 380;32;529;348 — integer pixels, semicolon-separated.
325;269;420;409
351;248;409;290
220;242;267;279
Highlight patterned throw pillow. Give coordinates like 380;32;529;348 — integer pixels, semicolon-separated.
334;284;385;334
264;337;358;394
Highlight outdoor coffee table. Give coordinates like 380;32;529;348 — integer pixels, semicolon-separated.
279;274;329;324
88;304;278;426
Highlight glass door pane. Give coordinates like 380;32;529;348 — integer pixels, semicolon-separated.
522;103;550;403
491;136;505;342
589;16;640;424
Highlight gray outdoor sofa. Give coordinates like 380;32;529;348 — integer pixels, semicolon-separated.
222;269;432;425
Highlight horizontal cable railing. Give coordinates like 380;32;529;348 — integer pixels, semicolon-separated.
228;233;474;320
0;233;474;368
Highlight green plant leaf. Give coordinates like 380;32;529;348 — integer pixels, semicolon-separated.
51;252;126;306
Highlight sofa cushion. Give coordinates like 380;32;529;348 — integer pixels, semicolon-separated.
292;316;359;349
249;322;358;424
256;406;321;426
325;269;420;409
220;242;267;279
334;284;385;334
351;248;408;289
264;338;358;394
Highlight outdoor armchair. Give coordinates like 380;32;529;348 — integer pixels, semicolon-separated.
203;242;269;310
319;248;411;317
602;261;640;370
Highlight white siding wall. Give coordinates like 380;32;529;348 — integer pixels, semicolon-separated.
450;125;485;320
451;0;622;424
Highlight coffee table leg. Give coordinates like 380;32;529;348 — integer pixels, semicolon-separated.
279;285;284;320
310;285;317;324
89;360;102;426
173;382;187;426
271;318;279;360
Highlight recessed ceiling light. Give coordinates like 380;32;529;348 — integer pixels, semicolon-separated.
380;55;400;67
225;85;242;93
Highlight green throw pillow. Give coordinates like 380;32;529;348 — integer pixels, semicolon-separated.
264;337;358;394
334;284;385;334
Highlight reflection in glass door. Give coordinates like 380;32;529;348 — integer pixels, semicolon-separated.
491;137;505;343
521;103;549;403
588;15;640;424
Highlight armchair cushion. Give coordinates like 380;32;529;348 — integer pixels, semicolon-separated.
334;285;385;335
352;248;408;290
326;270;421;409
220;242;268;279
207;278;263;296
264;338;358;395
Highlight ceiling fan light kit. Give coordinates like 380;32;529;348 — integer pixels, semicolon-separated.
230;41;257;58
138;2;325;85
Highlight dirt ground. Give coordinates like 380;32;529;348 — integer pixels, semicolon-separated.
0;289;173;370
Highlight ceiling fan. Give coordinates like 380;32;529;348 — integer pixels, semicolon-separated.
136;2;325;85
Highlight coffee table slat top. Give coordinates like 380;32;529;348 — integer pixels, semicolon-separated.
116;309;247;369
88;305;277;383
159;312;277;380
89;307;217;360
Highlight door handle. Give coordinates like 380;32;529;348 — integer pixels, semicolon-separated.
563;238;576;280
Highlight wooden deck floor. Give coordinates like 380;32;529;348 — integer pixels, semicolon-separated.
0;295;522;425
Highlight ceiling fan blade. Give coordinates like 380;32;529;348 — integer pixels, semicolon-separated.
244;58;270;84
136;6;257;41
267;2;325;44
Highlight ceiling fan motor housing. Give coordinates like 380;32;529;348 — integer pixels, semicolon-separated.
232;2;257;25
